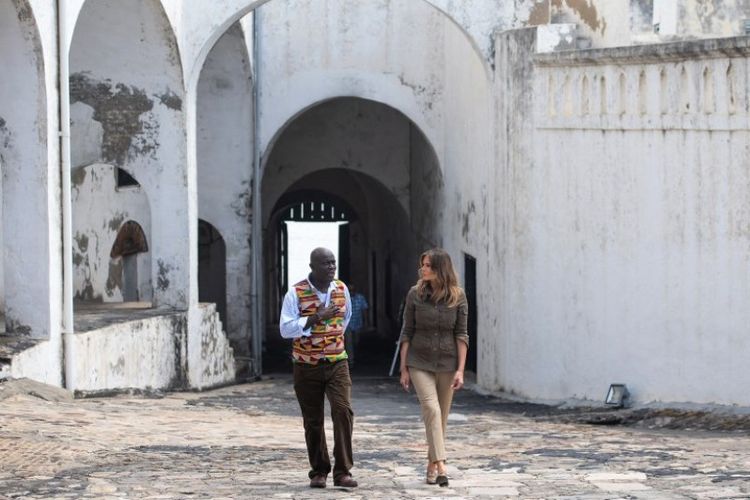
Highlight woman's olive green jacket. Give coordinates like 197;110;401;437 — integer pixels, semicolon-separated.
399;285;469;372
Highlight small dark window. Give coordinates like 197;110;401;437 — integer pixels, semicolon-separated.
116;168;139;188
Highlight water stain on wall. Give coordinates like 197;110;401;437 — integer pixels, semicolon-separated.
527;0;551;25
157;259;172;291
105;258;123;297
551;0;606;34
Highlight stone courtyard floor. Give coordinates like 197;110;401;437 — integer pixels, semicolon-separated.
1;375;749;499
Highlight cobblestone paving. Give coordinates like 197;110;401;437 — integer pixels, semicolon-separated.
1;376;750;499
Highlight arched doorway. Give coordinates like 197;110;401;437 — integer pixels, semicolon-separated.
198;220;228;328
110;220;149;302
262;97;443;373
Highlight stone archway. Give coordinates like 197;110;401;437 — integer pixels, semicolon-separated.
261;97;442;373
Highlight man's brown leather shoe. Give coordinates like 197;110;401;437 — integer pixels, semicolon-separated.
333;474;358;488
309;474;327;488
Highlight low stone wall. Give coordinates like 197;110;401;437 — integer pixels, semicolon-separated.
65;313;188;395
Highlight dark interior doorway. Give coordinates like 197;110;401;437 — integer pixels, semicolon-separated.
110;220;149;303
198;220;227;328
464;253;477;373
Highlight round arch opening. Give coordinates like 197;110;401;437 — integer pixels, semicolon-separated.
261;97;443;374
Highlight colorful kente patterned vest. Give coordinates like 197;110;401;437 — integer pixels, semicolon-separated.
292;279;348;365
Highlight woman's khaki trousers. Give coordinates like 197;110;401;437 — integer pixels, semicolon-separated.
410;368;455;463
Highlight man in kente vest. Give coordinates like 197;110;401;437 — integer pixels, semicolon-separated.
279;247;357;489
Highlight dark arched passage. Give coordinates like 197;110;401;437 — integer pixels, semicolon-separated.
261;97;442;374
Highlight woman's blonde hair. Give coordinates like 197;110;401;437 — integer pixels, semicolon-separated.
416;248;461;307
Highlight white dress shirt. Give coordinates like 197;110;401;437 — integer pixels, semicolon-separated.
279;278;352;339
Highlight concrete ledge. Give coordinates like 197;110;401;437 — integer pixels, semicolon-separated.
534;35;750;66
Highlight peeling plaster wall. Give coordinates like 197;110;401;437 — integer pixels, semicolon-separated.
677;0;750;38
70;0;189;310
493;31;750;406
549;0;631;47
197;23;253;356
187;303;235;390
71;164;152;303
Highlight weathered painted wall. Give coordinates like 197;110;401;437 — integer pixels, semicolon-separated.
197;23;253;356
70;0;188;310
492;31;750;406
675;0;750;38
187;303;236;390
71;164;152;303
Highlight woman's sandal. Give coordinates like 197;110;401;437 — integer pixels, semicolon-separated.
426;469;438;485
436;474;449;487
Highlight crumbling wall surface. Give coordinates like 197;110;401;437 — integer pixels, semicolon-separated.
70;0;188;310
197;23;253;356
0;0;58;340
65;313;189;393
495;32;750;406
677;0;750;38
71;164;151;303
548;0;632;47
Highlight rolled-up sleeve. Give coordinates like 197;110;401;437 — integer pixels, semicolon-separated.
399;288;416;344
279;289;311;339
454;292;469;347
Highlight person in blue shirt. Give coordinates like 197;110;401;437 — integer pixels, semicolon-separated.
345;283;369;366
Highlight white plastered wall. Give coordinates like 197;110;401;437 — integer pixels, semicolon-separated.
492;28;750;406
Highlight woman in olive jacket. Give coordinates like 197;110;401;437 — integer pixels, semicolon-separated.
399;248;469;487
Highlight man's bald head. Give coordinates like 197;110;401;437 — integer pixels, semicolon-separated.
310;247;334;263
308;247;337;287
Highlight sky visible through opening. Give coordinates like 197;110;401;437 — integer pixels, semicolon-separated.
286;221;347;284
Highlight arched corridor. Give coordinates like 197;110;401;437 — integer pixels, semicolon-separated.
261;97;443;373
